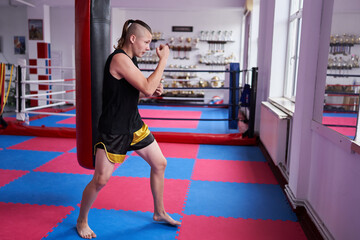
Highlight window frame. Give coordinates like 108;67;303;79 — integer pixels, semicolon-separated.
283;0;303;102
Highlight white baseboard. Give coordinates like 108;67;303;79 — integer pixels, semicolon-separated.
284;185;334;240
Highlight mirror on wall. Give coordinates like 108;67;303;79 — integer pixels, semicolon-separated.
320;0;360;140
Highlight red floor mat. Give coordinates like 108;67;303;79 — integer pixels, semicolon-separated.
139;109;202;128
192;159;278;184
34;152;98;175
0;169;29;188
322;116;356;126
328;126;356;136
177;215;307;240
7;137;76;152
132;142;200;159
57;116;75;124
0;202;74;240
92;176;189;214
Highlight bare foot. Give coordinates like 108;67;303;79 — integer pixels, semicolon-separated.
76;219;97;239
153;212;181;226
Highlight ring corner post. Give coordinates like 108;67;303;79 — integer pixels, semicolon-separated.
228;62;240;129
248;67;258;138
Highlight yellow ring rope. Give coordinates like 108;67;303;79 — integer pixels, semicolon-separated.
0;64;5;112
0;64;14;115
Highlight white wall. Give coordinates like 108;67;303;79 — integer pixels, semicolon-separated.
248;0;259;69
0;6;28;65
111;8;126;54
50;7;75;78
265;0;360;239
0;5;75;72
111;8;243;103
305;0;360;238
309;130;360;240
1;5;242;75
254;0;275;133
112;8;242;67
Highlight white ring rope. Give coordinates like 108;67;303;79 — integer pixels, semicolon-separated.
24;90;75;98
24;82;75;86
15;65;77;120
21;65;75;70
25;111;75;117
25;102;67;111
24;97;75;103
24;78;75;83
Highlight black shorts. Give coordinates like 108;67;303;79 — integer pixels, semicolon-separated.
94;123;155;163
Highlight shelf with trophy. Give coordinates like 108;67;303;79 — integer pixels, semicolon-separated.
328;33;360;70
138;30;237;104
167;36;200;60
138;34;200;64
198;52;236;66
324;33;360;113
139;63;228;104
197;30;236;66
159;75;225;104
199;30;234;42
149;31;165;50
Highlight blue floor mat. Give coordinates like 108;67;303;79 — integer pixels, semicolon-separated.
0;171;92;206
0;149;62;170
113;156;195;180
46;207;181;240
30;115;76;128
197;145;266;161
0;135;34;148
184;180;297;221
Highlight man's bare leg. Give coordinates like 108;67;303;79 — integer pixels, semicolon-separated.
136;140;181;226
77;149;115;239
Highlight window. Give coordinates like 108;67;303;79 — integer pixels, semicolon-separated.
284;0;303;101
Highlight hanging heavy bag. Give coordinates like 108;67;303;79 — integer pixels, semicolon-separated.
240;83;251;107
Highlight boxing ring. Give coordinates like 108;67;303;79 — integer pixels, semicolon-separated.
323;73;360;139
1;62;258;138
0;63;77;136
16;65;76;118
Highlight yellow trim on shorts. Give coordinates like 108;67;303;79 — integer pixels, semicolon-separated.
94;142;126;164
131;123;151;146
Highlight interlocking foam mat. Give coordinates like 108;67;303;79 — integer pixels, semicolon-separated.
322;112;357;139
0;135;307;239
15;106;240;134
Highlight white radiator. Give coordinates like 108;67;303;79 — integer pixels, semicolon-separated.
260;102;290;167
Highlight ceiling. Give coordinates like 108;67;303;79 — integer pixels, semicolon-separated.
2;0;245;10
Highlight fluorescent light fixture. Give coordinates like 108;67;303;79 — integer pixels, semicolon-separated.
15;0;35;7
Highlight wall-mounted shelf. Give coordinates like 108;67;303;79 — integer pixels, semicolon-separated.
328;33;360;69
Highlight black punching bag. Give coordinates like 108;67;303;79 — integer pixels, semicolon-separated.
75;0;110;169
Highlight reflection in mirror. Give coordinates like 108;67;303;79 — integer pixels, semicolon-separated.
321;0;360;140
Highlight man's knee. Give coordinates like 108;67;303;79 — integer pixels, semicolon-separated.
153;158;167;172
92;174;110;191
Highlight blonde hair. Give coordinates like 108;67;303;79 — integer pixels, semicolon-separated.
114;19;152;49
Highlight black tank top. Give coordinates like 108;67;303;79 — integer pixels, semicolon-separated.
98;49;143;134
